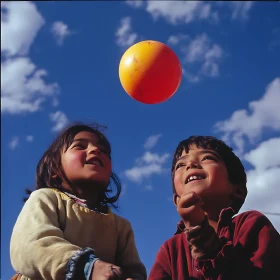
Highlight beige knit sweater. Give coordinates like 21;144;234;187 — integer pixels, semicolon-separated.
10;188;146;280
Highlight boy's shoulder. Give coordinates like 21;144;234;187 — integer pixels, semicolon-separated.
162;210;273;248
232;210;271;228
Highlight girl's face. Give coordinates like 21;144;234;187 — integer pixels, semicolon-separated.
60;131;112;190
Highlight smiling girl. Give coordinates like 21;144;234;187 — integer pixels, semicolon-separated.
10;123;146;280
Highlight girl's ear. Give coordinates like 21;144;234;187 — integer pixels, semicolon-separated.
51;174;62;186
173;193;180;206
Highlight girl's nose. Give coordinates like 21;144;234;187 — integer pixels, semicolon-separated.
88;146;101;155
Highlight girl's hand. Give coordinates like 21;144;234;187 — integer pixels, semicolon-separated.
176;192;206;229
91;260;124;280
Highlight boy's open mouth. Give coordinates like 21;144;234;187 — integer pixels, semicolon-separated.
185;174;206;184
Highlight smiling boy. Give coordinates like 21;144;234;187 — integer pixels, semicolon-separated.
149;136;280;279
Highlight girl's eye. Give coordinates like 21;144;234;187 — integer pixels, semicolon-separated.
100;148;110;155
73;143;85;149
175;162;185;170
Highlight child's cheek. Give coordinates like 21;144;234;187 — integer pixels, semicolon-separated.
65;152;84;167
173;172;184;196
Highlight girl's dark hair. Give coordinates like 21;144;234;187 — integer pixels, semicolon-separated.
25;123;121;209
171;136;247;213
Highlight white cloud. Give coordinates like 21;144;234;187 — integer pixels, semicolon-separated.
144;134;162;149
50;111;69;132
240;165;280;232
215;77;280;153
1;2;59;115
173;33;223;81
1;1;45;57
115;17;137;48
9;136;19;150
229;1;254;20
126;1;253;26
124;151;170;183
239;138;280;232
126;0;143;8
51;21;71;45
146;1;216;25
124;163;165;183
244;137;280;171
185;34;209;62
1;57;59;114
214;78;280;232
185;34;222;69
167;34;189;45
26;135;34;142
136;152;170;165
182;68;200;84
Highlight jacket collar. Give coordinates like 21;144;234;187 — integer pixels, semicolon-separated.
175;207;235;235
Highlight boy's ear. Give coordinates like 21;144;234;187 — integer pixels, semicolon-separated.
231;184;247;202
173;193;179;206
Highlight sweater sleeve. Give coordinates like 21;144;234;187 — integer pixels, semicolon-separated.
194;211;280;280
10;189;83;280
115;217;147;280
148;245;172;280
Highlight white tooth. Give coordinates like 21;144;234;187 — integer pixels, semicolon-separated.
188;175;203;183
90;160;101;166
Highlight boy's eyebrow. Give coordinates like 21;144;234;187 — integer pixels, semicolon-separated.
176;150;221;162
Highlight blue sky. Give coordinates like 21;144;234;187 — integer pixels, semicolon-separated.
1;1;280;278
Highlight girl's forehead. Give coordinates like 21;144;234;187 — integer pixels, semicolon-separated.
73;131;100;142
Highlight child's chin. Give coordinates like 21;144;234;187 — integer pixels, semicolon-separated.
187;184;207;194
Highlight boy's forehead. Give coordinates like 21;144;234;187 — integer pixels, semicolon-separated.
179;145;219;158
180;144;209;154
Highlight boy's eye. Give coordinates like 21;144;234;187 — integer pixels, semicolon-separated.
202;155;217;161
175;162;185;170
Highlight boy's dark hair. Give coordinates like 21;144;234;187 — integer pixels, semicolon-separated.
25;123;121;209
171;136;247;213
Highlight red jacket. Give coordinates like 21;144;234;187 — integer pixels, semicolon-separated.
149;209;280;279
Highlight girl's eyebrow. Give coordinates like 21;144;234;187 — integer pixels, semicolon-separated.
176;150;221;162
72;138;88;142
72;138;104;147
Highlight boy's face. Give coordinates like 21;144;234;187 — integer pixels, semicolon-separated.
173;145;236;209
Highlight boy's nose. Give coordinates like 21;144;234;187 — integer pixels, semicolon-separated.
186;160;201;170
